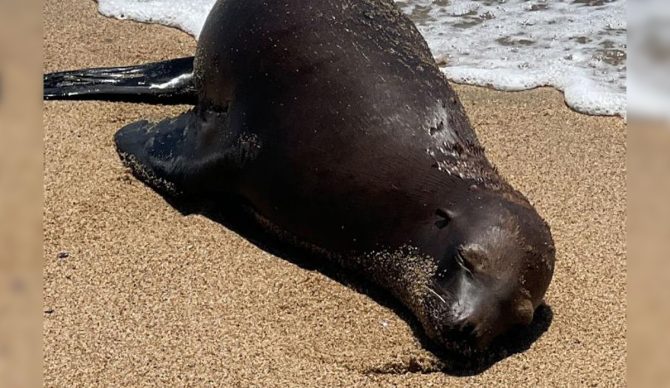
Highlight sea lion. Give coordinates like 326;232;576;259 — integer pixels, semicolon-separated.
44;0;555;354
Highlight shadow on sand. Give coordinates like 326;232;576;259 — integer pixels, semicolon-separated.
160;192;553;376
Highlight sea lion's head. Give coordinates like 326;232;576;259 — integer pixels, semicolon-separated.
421;194;555;354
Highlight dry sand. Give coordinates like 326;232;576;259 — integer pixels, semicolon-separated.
43;0;626;386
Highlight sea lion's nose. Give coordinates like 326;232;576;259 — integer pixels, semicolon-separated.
443;295;506;348
441;315;493;352
446;297;535;350
454;317;494;349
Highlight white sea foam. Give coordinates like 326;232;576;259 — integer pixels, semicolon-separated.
98;0;627;117
98;0;215;37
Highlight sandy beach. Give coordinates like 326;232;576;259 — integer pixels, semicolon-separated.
43;0;626;385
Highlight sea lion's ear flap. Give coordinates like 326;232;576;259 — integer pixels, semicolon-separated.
435;208;456;229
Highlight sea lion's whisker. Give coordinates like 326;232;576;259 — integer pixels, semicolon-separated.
425;286;447;305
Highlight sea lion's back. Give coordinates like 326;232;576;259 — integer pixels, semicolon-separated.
195;0;475;155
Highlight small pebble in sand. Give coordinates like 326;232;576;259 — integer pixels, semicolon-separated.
57;251;69;259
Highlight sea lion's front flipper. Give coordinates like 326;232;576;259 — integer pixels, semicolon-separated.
115;108;256;197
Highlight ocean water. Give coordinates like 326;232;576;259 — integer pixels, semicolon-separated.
98;0;626;117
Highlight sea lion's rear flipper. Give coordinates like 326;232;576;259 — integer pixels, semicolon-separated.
44;57;196;105
115;108;255;197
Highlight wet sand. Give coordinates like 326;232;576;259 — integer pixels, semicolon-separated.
43;0;626;385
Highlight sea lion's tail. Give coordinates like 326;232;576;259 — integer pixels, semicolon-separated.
43;57;196;105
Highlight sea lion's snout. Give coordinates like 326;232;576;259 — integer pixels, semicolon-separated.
424;270;537;353
425;269;526;352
